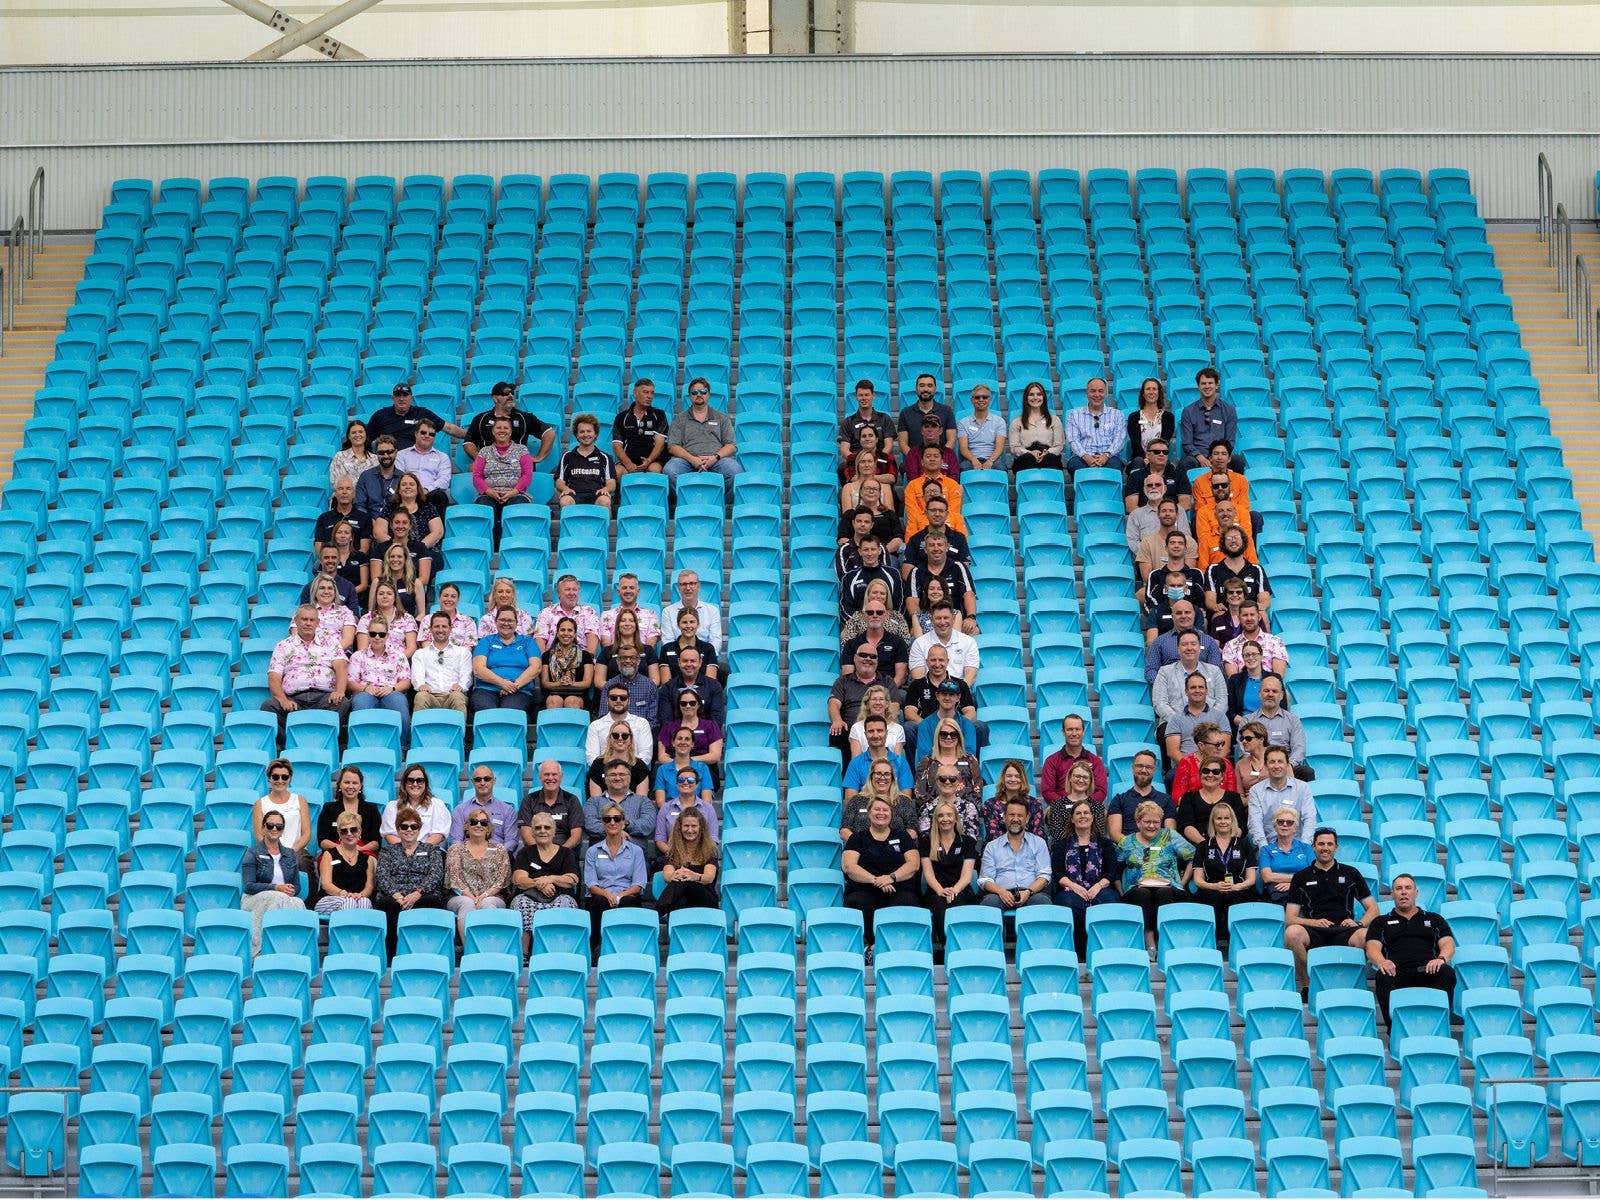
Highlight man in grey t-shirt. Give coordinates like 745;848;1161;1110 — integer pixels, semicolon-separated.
665;375;741;500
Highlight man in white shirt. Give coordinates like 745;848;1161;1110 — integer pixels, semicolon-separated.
395;419;453;513
661;569;723;652
586;682;654;765
411;612;473;713
909;601;980;686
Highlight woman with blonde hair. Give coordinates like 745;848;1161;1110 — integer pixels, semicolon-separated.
920;797;977;955
445;806;512;940
370;541;423;623
478;576;535;638
913;716;981;813
1116;799;1194;952
840;759;918;840
849;684;906;757
841;578;912;643
1191;802;1257;952
1045;760;1107;842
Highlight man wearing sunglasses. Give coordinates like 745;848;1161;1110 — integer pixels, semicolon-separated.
586;683;654;767
664;376;740;500
412;612;473;714
450;767;519;852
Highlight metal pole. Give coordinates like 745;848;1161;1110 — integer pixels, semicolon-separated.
216;0;367;59
1538;152;1553;249
245;0;385;62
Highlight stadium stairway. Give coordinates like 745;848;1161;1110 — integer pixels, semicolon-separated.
1492;225;1600;552
0;236;91;491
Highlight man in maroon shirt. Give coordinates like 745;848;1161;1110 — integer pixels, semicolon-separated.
1040;713;1108;807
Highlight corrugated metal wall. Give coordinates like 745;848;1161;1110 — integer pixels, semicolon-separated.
2;55;1597;226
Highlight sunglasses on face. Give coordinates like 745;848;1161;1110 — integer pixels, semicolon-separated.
406;778;426;786
263;822;285;832
611;732;632;740
1200;767;1224;776
679;699;698;707
473;776;493;784
467;818;490;827
864;609;885;617
939;731;957;739
338;825;359;834
397;823;420;831
937;775;959;784
269;772;290;781
602;815;626;824
688;387;709;396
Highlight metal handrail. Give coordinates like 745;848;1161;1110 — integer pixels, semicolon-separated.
1;219;18;336
0;264;6;355
24;167;43;278
1556;203;1574;313
1486;1074;1600;1195
1579;255;1595;369
1538;151;1556;251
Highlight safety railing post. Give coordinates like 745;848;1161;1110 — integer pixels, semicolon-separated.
1539;152;1555;253
25;167;44;279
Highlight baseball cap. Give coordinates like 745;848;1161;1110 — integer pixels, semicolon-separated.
936;680;961;693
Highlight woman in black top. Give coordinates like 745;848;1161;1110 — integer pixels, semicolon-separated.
656;809;721;918
919;799;977;954
653;607;719;686
1177;759;1248;847
327;523;369;610
842;797;922;954
1191;803;1258;951
1050;797;1122;961
1126;377;1175;463
316;766;384;855
315;813;375;915
510;813;581;961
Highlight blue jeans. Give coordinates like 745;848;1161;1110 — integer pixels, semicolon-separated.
351;690;410;744
1066;454;1125;476
665;456;742;497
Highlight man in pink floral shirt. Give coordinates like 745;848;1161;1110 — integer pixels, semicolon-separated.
263;605;350;750
347;621;413;744
600;572;661;645
535;574;603;655
1221;602;1289;676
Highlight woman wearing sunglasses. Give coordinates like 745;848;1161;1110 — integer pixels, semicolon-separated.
374;805;449;959
382;769;450;846
586;722;650;798
253;757;315;884
445;809;512;941
1177;755;1248;849
512;815;581;960
240;807;306;955
584;802;647;958
316;814;376;916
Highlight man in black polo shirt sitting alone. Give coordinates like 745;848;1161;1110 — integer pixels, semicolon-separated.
1284;827;1379;1001
1366;873;1457;1028
611;378;670;475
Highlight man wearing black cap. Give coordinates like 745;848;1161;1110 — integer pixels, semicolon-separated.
366;382;465;452
900;645;979;756
912;677;980;760
465;381;557;466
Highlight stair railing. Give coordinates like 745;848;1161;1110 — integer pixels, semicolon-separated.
1579;255;1595;367
0;262;6;356
2;217;19;337
1538;152;1556;253
1556;204;1575;315
24;167;43;280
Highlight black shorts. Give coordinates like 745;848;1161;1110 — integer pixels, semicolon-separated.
1304;923;1361;950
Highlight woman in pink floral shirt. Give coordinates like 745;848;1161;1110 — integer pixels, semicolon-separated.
301;576;355;652
347;623;413;743
357;581;418;657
